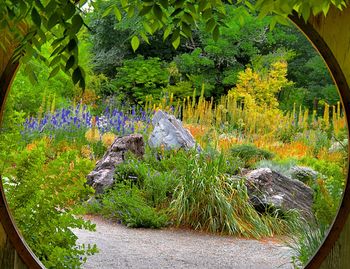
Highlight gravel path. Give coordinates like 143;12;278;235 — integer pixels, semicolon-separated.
74;215;294;269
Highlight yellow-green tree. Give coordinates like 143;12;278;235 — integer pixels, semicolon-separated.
228;61;293;109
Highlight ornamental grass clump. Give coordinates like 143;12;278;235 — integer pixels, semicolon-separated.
170;152;298;238
92;146;301;237
288;224;328;268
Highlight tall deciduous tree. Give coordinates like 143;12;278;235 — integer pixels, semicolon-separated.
0;0;348;86
229;60;293;109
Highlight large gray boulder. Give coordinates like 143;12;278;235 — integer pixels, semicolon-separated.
148;110;198;150
244;168;314;220
87;134;144;194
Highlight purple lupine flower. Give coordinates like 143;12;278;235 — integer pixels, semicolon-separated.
21;103;153;142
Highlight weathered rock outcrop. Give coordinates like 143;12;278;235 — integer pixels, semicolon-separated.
87;134;144;194
244;168;314;220
148;110;198;150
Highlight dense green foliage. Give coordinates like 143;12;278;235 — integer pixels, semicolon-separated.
7;54;73;116
93;0;348;52
88;147;303;239
301;157;346;226
1;1;348;268
2;2;340;118
2;138;97;268
87;2;339;112
1;0;347;91
97;183;168;228
112;56;169;103
1;1;88;87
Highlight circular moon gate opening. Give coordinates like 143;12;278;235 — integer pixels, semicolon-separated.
1;8;350;269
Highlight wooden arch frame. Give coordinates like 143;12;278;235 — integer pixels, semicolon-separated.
1;6;350;269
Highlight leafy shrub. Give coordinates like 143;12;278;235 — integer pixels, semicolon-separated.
312;180;337;227
99;183;168;228
301;157;345;202
2;139;97;269
114;149;182;208
162;81;195;100
143;170;179;209
7;58;73;117
174;48;216;97
300;157;345;226
229;61;293;109
114;160;147;188
142;147;184;172
112;55;169;104
229;144;274;167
